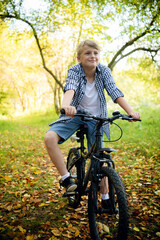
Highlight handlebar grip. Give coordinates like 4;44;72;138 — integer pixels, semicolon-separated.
132;118;141;121
60;109;65;114
128;115;141;121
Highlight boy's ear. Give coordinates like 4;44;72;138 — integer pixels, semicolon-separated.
77;56;81;62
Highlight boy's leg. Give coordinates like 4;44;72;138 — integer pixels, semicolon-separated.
44;131;68;176
44;117;82;191
44;130;77;191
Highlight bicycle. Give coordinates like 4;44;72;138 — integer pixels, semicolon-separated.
60;109;141;240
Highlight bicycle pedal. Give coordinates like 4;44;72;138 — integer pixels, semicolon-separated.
100;207;119;215
98;207;111;214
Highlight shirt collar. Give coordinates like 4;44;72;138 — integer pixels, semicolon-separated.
79;63;101;78
79;64;86;77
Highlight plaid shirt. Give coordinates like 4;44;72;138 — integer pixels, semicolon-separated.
51;63;124;139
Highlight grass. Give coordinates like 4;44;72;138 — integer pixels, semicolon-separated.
0;106;160;239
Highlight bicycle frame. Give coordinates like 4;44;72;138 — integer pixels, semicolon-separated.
67;119;112;196
64;110;140;198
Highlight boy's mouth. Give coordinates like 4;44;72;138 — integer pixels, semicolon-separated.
89;60;96;63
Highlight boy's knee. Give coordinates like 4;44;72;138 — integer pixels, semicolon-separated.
44;131;58;145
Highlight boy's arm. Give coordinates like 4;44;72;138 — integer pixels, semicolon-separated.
115;97;140;119
61;90;76;116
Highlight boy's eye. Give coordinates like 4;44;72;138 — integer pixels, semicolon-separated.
84;50;99;55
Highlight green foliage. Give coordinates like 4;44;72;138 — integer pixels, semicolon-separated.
14;108;58;128
108;106;160;158
116;57;160;105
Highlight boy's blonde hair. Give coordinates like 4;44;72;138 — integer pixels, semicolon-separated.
77;40;100;57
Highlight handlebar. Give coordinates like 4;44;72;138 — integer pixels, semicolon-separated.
60;109;141;123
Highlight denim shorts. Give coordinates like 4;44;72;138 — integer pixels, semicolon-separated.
47;116;97;150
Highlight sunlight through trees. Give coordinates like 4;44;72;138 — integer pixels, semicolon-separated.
0;0;159;115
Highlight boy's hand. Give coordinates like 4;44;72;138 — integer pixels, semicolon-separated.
61;106;77;117
129;111;141;121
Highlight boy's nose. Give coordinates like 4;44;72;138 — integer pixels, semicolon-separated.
91;52;95;57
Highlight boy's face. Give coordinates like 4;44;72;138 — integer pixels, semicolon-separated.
77;45;99;69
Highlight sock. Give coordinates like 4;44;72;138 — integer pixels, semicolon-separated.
61;172;70;181
101;193;109;200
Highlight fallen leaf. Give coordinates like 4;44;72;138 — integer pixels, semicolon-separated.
4;176;12;181
75;229;79;237
133;227;140;232
51;228;60;237
18;225;26;234
26;235;34;240
97;222;109;233
38;203;46;207
156;232;160;237
34;170;42;175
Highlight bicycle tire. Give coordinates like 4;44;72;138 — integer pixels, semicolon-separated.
88;166;129;240
67;148;81;208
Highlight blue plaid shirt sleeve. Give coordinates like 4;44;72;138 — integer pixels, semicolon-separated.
102;66;124;102
63;69;80;92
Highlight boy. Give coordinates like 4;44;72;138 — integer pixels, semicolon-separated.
44;40;140;199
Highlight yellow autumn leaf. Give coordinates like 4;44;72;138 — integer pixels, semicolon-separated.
51;228;60;236
156;232;160;237
68;223;72;228
18;225;26;234
97;222;109;233
34;170;42;175
15;203;21;209
4;176;12;181
133;227;140;232
153;210;159;215
38;203;46;207
155;190;160;196
75;229;79;237
103;224;110;233
141;227;148;231
26;235;34;240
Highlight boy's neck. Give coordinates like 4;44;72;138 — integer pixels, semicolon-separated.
83;66;96;83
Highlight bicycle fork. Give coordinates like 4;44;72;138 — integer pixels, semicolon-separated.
90;153;117;214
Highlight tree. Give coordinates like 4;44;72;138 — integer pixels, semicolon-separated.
0;0;159;114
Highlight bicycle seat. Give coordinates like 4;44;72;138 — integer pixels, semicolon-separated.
98;148;117;153
70;124;88;142
76;124;88;138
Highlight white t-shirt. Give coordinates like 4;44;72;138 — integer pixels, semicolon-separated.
78;80;100;115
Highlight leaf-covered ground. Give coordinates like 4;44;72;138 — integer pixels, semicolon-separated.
0;111;159;240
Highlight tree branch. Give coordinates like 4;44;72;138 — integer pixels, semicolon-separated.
0;13;64;89
108;12;159;71
112;47;160;67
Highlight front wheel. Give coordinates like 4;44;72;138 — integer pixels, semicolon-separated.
88;166;129;240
